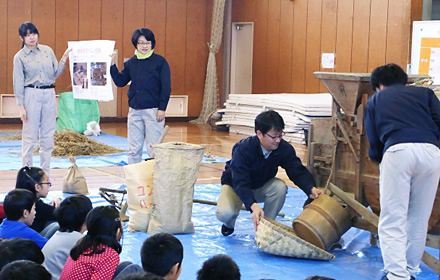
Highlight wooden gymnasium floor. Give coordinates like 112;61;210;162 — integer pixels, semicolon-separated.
0;122;309;193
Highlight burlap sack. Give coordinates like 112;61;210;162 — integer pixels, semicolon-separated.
148;142;205;234
63;157;88;194
123;160;154;232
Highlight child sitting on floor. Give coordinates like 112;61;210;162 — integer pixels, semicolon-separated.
0;238;45;271
116;272;165;280
42;195;93;279
0;260;52;280
0;189;47;248
115;232;183;280
60;205;129;280
197;254;241;280
16;166;61;238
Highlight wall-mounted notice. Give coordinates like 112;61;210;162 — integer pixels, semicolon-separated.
68;40;115;101
321;53;335;69
411;21;440;84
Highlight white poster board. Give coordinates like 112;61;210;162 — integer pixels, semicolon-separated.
411;21;440;84
68;40;115;101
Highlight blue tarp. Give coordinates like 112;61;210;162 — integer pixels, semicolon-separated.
0;132;229;170
1;184;435;280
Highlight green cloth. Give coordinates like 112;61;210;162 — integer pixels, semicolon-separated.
135;49;154;59
56;92;100;133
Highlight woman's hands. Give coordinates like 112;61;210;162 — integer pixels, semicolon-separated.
157;110;165;122
60;48;72;64
111;51;117;65
19;105;27;122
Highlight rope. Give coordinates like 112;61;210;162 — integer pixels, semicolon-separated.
191;0;226;123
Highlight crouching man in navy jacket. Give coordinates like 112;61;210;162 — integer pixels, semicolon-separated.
216;110;323;236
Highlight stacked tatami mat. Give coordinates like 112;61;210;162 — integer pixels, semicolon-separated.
217;93;332;144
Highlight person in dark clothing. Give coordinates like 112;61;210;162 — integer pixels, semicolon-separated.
364;63;440;280
0;260;51;280
216;110;323;236
0;238;45;271
15;166;60;237
110;28;171;163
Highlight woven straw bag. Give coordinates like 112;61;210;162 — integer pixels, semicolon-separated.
255;217;335;260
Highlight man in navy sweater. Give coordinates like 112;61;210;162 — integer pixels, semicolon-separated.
216;110;322;236
364;64;440;280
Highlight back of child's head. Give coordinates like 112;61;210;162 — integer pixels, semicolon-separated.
15;166;45;195
197;254;240;280
0;260;51;280
117;272;165;280
70;205;122;260
3;189;36;221
141;232;183;277
55;195;92;232
303;277;335;280
0;238;44;271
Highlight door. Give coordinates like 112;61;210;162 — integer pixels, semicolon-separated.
230;22;254;94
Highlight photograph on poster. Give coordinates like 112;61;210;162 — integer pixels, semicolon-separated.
73;62;88;89
91;62;107;86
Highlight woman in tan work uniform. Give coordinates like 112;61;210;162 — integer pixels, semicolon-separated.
13;22;70;175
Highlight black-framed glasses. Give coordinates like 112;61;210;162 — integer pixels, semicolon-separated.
137;41;151;46
265;132;285;139
23;166;51;187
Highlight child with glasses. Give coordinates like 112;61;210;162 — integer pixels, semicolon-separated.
15;166;61;238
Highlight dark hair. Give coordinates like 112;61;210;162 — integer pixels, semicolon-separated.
303;276;335;280
116;272;164;280
197;254;241;280
3;189;36;221
0;260;51;280
18;22;39;48
16;166;45;195
141;233;183;277
370;63;408;91
0;238;44;271
131;28;156;49
18;22;39;38
70;206;122;260
55;195;92;232
254;110;285;134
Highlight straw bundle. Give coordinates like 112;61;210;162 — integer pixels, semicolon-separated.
255;217;335;260
0;134;22;141
52;130;126;156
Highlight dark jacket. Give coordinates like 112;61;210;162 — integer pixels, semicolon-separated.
110;53;171;111
31;199;56;233
364;84;440;163
221;136;315;210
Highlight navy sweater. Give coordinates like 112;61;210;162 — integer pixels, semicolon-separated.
364;84;440;163
110;53;171;110
221;136;315;210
